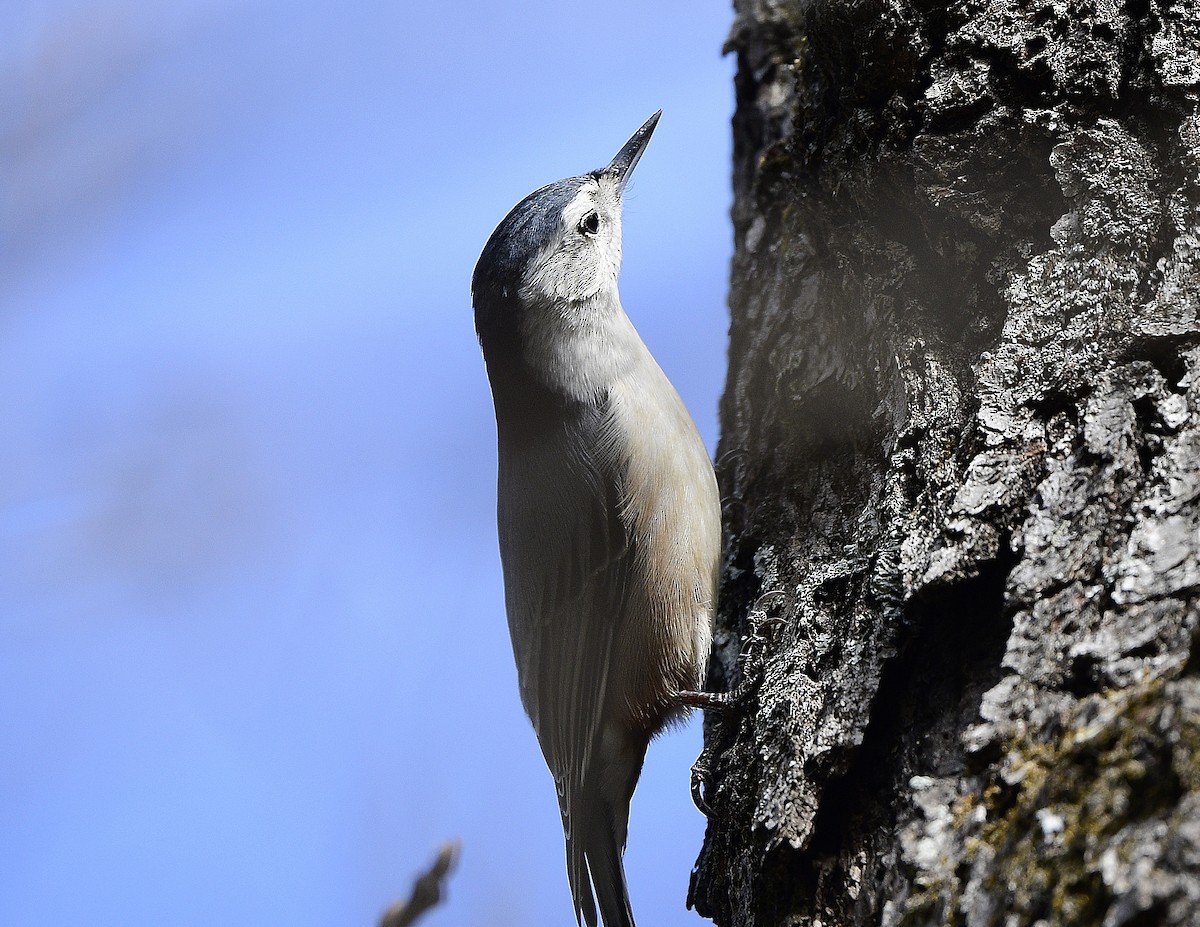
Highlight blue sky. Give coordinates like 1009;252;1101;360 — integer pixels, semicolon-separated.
0;2;734;924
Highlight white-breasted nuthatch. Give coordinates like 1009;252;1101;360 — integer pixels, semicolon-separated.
471;112;721;927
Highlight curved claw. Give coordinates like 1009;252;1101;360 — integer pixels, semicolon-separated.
690;748;716;816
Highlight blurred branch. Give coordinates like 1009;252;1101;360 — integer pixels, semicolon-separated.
379;841;461;927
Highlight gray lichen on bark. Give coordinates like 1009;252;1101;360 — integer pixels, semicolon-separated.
690;2;1200;925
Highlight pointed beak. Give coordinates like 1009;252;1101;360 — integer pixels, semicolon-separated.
605;110;661;196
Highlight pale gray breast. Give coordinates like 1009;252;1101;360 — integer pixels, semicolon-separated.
604;353;722;711
609;359;720;607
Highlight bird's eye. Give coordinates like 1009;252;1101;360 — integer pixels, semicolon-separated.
579;211;600;235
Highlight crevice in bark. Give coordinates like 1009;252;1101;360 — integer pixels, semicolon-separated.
1124;336;1197;390
811;546;1017;841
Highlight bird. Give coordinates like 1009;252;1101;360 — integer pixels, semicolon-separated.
471;111;722;927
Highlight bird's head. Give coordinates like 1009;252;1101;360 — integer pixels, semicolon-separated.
472;111;660;342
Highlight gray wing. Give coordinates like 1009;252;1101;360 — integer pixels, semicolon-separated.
497;399;630;771
495;400;633;919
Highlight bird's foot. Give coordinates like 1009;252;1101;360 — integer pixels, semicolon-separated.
674;689;732;712
677;690;735;815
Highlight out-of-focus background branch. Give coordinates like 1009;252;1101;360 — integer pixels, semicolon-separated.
380;843;460;927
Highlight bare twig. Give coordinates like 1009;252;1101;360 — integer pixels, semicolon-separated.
378;841;461;927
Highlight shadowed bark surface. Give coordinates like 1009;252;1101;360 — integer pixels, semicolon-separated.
690;2;1200;925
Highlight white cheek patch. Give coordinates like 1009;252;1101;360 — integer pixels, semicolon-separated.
520;180;623;305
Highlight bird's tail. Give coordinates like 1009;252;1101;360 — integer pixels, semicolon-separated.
561;739;648;927
563;784;635;927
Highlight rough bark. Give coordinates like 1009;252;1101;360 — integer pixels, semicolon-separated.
690;2;1200;925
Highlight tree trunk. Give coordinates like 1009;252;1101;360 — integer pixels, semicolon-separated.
689;2;1200;925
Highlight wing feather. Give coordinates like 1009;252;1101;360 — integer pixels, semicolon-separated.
496;397;632;924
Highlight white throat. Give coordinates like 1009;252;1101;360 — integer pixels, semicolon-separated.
515;178;643;402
